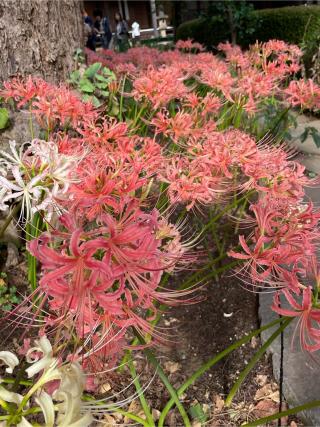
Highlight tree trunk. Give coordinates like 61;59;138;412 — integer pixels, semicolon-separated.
0;0;83;83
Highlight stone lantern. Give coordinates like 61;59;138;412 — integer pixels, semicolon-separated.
156;9;168;38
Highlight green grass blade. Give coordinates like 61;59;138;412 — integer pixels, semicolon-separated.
143;348;192;427
127;357;155;427
243;400;320;426
225;317;292;407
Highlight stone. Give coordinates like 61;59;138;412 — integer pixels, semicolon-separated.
0;110;39;151
259;292;320;426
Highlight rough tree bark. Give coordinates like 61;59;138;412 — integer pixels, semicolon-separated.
0;0;83;83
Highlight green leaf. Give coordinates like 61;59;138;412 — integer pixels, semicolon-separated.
189;403;207;423
109;103;119;116
79;79;95;93
102;67;116;79
84;63;102;79
69;70;81;84
311;129;320;148
82;94;93;103
91;96;102;108
95;81;108;90
0;108;9;130
95;74;109;82
225;317;292;407
99;90;110;97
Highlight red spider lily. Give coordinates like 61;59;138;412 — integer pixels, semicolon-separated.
272;287;320;352
132;65;189;109
229;195;320;286
152;110;196;142
284;79;320;110
175;39;204;52
0;76;49;107
241;146;315;201
1;77;98;131
27;203;191;354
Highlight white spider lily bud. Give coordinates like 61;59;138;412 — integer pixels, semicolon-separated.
35;391;55;427
0;350;19;373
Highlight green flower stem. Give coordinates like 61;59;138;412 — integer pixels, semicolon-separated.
200;190;255;236
243;400;320;426
127;356;155;427
0;378;32;387
29;104;34;139
225;316;292;407
157;316;286;427
118;75;127;121
26;212;43;291
131;104;147;129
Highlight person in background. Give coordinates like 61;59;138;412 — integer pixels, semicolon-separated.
101;15;112;49
83;10;95;51
114;12;129;52
131;20;140;46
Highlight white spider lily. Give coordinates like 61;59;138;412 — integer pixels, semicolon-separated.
25;335;55;378
29;139;79;184
0;350;19;373
0;385;24;406
0;140;27;169
0;166;47;221
56;391;93;427
17;418;33;427
54;363;93;427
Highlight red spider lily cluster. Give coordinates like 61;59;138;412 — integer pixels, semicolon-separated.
1;38;320;392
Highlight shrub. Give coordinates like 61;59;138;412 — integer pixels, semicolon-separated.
247;5;320;46
176;17;229;50
176;5;320;50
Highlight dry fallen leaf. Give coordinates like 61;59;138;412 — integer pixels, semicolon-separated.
124;400;146;423
101;414;117;427
164;361;181;374
251;336;259;348
99;382;112;393
253;399;278;418
290;421;298;427
255;374;268;387
214;394;225;412
152;408;161;421
254;384;280;403
191;422;202;427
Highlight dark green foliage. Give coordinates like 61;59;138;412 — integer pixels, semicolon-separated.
176;17;229;50
176;5;320;50
205;1;259;45
246;5;320;46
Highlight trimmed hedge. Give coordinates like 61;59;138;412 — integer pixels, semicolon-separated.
176;17;228;50
176;5;320;49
